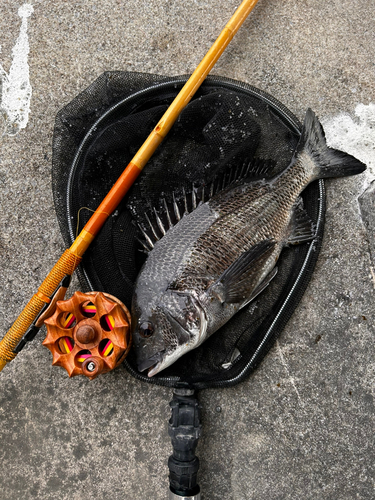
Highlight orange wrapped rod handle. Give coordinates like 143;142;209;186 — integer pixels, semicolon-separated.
0;0;259;371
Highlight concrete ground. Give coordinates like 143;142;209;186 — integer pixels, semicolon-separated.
0;1;374;499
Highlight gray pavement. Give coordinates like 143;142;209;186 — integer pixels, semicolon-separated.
0;1;374;499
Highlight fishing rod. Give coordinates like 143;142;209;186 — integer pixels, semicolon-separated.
0;0;260;372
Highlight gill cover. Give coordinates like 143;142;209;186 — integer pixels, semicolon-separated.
134;290;207;377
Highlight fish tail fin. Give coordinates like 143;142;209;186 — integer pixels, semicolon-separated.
297;108;366;180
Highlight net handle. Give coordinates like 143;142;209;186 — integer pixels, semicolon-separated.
0;0;259;371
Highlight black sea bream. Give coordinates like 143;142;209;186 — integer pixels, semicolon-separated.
131;109;366;377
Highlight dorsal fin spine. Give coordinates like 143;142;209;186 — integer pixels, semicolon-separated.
145;213;160;241
192;185;197;210
154;207;166;236
138;223;154;250
163;198;172;229
182;187;188;215
173;192;181;221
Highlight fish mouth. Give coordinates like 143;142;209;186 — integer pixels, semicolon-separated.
137;350;165;376
137;351;165;373
148;362;162;378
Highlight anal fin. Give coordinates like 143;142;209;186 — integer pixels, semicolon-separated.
287;198;316;245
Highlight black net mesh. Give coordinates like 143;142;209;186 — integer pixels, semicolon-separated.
52;72;325;389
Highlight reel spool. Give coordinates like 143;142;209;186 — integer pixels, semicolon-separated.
43;291;131;380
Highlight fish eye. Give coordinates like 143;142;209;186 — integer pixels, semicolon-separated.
139;322;154;338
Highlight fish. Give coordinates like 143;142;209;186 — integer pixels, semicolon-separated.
131;109;366;377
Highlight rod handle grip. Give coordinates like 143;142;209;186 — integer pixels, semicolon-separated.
0;249;81;371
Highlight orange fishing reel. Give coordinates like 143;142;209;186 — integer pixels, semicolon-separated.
42;290;131;380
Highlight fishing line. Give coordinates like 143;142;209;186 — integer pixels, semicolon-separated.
75;207;111;239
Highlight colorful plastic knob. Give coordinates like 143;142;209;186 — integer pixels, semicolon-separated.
43;291;131;380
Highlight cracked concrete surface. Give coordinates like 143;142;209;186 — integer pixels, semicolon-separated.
360;182;375;268
0;1;374;499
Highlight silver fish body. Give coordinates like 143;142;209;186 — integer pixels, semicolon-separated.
131;109;366;376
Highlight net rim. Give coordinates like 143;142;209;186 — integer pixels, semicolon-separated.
58;73;325;389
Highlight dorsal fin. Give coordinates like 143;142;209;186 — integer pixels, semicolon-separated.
136;158;276;251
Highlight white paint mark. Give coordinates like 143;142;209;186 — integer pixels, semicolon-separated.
370;267;375;290
0;4;34;136
276;340;304;407
321;103;375;189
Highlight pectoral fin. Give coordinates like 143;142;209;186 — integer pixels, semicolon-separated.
242;266;278;307
210;239;276;304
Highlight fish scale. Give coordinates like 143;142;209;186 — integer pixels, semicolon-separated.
175;186;283;293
